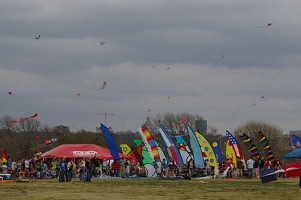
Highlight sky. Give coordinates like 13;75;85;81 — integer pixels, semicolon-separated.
1;0;301;134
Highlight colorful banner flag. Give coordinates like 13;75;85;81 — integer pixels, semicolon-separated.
1;149;7;163
159;124;184;167
212;139;223;164
139;124;161;164
226;130;245;161
292;135;301;149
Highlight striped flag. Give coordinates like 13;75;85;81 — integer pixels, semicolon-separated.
226;130;246;169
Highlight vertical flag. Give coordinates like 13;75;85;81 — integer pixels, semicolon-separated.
212;139;223;164
2;149;8;163
239;133;260;159
159;124;184;167
99;123;120;161
256;131;274;162
139;124;161;164
226;130;246;168
225;140;237;168
292;135;301;149
187;125;205;169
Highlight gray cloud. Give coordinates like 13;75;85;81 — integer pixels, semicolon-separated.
1;0;301;134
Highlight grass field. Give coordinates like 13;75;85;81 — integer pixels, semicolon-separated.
0;177;300;200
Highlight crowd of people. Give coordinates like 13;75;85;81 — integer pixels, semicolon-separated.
217;156;283;179
0;154;287;182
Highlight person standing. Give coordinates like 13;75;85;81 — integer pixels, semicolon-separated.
58;157;66;182
119;157;126;178
236;157;244;179
67;159;75;182
259;157;265;170
111;159;120;177
167;157;177;178
247;156;254;179
85;158;92;182
161;158;167;178
264;158;271;169
253;157;259;178
188;158;194;178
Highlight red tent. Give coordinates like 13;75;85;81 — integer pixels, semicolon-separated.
41;144;133;160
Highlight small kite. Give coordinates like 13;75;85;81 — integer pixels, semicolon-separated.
8;91;12;95
255;23;272;28
35;35;41;39
100;42;105;45
87;81;106;90
9;119;18;124
101;82;106;89
251;95;265;106
77;93;81;96
212;54;225;58
228;108;239;118
19;113;38;123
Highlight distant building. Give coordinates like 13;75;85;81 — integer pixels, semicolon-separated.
196;119;207;135
289;130;301;138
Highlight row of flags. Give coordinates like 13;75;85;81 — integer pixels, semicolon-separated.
99;122;301;181
99;122;251;171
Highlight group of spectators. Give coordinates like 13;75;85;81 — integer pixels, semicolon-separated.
246;156;282;179
1;154;285;181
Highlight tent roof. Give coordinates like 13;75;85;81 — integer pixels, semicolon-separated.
41;144;133;160
283;148;301;158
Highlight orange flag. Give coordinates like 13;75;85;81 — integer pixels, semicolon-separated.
2;149;7;163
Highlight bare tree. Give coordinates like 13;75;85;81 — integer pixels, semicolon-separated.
0;116;43;159
233;120;291;160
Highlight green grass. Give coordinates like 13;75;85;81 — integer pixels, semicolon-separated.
0;177;300;200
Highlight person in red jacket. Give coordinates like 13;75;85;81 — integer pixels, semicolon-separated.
111;159;120;177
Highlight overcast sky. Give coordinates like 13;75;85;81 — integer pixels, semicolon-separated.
1;0;301;134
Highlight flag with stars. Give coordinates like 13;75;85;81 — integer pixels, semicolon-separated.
226;130;245;162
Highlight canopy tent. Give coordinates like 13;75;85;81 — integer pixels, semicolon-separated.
41;144;133;160
283;148;301;158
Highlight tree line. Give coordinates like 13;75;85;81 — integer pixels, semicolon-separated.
0;113;293;162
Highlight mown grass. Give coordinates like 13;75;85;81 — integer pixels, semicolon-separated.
0;177;300;200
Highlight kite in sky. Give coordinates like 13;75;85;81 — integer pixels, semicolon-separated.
10;113;38;124
100;42;105;45
228;108;239;118
35;35;41;39
9;119;18;124
251;95;265;106
87;81;106;90
212;54;225;58
8;91;12;95
255;23;272;28
19;113;38;123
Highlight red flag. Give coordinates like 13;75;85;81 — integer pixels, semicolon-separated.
2;149;7;163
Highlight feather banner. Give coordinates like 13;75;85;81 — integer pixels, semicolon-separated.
99;123;120;161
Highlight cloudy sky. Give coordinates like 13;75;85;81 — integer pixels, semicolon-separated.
1;0;301;134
